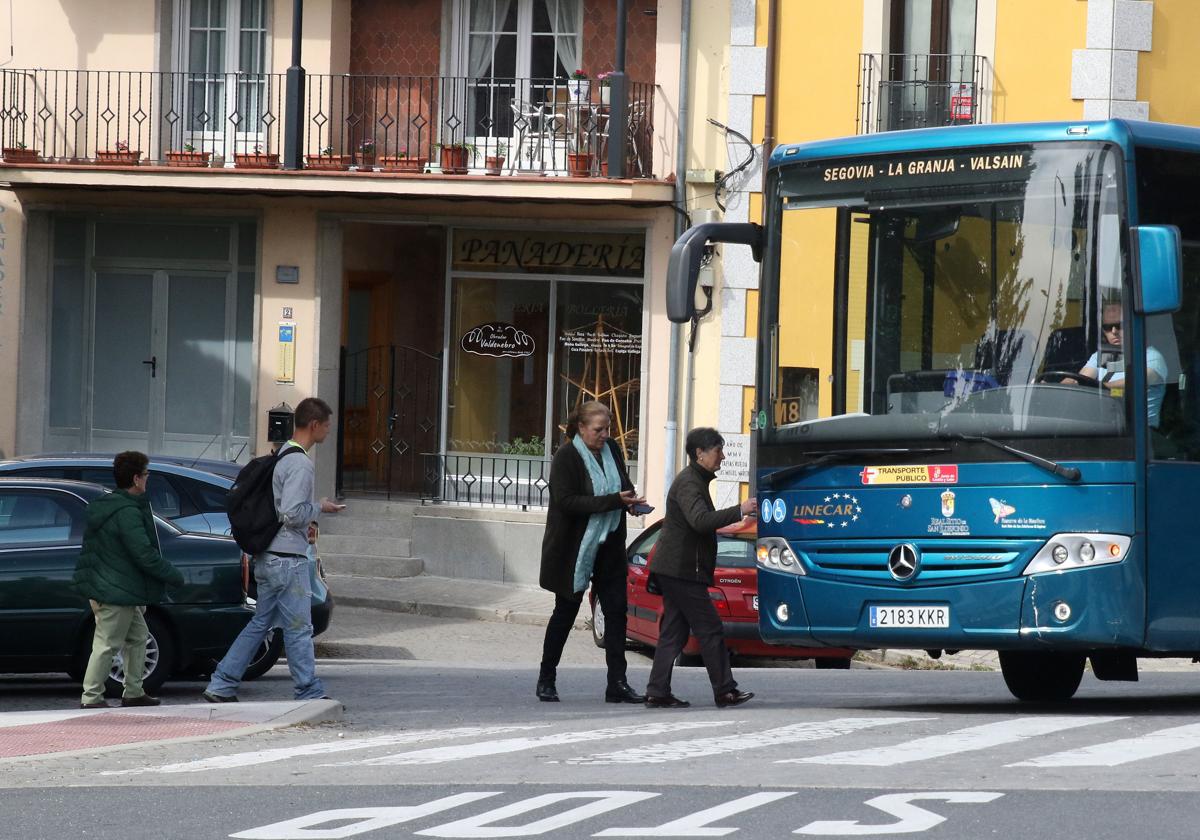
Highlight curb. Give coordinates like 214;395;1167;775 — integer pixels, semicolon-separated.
338;594;589;630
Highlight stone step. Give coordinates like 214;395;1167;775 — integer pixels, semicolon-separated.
321;555;424;579
333;498;424;519
318;534;412;558
319;515;414;539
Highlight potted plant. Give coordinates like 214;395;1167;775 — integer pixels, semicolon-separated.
1;141;41;165
165;142;212;168
596;71;613;106
234;144;280;169
566;69;590;102
305;144;352;171
379;149;428;173
357;138;376;168
484;142;507;176
435;141;475;175
566;151;593;177
96;139;142;166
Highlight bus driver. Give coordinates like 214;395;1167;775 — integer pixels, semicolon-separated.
1069;302;1169;427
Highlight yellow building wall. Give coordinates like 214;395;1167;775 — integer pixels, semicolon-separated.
773;1;863;145
1138;0;1200;125
4;2;157;69
991;0;1086;123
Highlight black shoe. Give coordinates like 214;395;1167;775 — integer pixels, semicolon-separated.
79;700;109;709
605;680;646;704
202;691;238;703
120;694;161;707
644;694;690;708
714;689;754;708
536;679;559;702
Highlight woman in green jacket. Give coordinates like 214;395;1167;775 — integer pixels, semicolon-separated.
72;451;184;709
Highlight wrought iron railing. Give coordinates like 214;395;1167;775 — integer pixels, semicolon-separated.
857;54;986;134
0;68;656;177
421;452;640;510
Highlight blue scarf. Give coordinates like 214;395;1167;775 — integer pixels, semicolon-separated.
571;435;623;593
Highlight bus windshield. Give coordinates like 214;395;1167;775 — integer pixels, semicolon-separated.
765;142;1136;454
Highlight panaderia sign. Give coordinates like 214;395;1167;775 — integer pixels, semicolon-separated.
452;229;645;277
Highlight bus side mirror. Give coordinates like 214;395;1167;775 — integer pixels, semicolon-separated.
1133;225;1182;315
667;222;764;323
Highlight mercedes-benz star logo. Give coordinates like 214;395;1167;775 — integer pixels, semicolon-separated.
887;543;920;581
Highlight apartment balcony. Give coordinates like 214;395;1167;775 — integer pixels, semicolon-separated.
857;53;987;134
0;68;665;200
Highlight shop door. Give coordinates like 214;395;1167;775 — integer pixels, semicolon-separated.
91;269;234;455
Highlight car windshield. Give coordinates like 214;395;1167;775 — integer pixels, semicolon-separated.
766;142;1137;459
716;534;756;569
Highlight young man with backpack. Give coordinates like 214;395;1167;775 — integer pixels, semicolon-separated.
203;397;344;702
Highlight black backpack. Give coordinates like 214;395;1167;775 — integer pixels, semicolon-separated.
226;446;306;555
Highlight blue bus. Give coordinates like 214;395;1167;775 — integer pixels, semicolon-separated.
667;120;1197;701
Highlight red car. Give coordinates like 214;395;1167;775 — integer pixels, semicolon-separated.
590;518;854;667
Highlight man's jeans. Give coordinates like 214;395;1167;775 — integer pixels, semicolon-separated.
205;552;325;700
81;602;148;704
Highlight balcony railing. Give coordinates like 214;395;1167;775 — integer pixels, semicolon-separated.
857;54;986;134
421;452;639;510
0;69;656;178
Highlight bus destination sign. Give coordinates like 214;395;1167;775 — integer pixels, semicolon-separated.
822;152;1026;183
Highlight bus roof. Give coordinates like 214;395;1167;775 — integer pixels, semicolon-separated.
768;119;1200;169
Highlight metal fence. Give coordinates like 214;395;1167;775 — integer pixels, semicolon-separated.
0;68;656;177
421;452;640;510
857;54;986;134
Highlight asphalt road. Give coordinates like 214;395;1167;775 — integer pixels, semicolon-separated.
5;607;1200;839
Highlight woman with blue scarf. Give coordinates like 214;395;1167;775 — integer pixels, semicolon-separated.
537;401;646;703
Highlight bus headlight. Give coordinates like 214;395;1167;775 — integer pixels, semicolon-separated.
1023;534;1131;575
757;537;805;576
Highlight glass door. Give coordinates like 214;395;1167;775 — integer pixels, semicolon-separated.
91;272;156;453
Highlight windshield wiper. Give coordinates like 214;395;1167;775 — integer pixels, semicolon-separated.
940;433;1081;482
759;447;951;490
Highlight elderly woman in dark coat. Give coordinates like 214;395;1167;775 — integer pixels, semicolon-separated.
644;427;757;709
537;400;646;703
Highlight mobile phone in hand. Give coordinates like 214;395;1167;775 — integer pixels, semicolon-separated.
630;502;655;516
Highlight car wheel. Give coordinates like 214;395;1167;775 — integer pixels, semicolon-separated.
243;629;285;680
815;656;853;670
104;612;176;698
590;599;606;648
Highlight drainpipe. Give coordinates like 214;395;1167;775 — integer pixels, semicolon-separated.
607;0;629;178
283;0;305;170
761;0;778;197
664;0;692;496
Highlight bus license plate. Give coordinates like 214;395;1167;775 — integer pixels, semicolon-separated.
869;605;949;628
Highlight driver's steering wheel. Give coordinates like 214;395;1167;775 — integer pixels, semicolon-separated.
1038;370;1103;388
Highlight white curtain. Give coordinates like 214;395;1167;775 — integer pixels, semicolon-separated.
552;0;581;79
468;0;513;79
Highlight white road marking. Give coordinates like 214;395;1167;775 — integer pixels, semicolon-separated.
101;725;548;776
788;716;1124;766
1012;721;1200;767
594;792;798;837
231;793;502;839
415;791;660;838
795;792;1004;835
323;720;736;767
569;717;925;765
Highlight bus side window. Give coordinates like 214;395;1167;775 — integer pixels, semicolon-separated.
1152;248;1200;460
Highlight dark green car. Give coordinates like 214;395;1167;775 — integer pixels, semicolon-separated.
0;477;265;694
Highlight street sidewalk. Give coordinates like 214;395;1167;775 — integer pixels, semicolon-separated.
329;572;1200;674
0;699;343;762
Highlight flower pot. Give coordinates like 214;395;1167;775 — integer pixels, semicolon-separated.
96;150;142;166
165;150;212;168
2;147;41;164
379;155;428;173
567;79;591;102
357;151;376;168
439;146;471;175
566;152;593;177
484;155;505;176
234;152;280;169
305;154;352;171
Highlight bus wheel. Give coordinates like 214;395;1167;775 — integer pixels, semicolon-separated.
999;651;1085;701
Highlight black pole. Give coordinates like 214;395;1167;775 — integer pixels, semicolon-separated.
606;0;629;178
283;0;305;170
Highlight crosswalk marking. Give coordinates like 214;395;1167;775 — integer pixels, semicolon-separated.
322;720;735;767
786;716;1125;766
567;717;925;765
102;725;548;776
1011;721;1200;767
